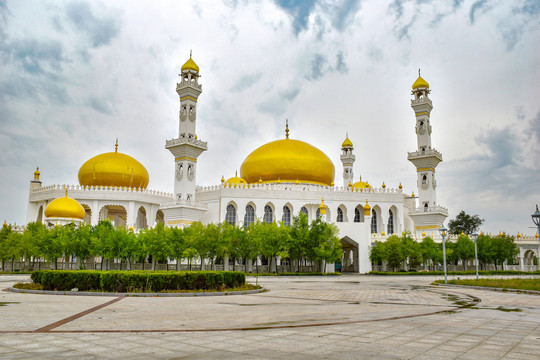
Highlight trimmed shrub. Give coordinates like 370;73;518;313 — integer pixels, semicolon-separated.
31;270;245;292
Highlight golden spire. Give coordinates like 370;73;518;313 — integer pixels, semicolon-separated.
398;182;402;189
382;182;386;189
2;220;7;228
34;167;40;180
221;176;225;183
285;119;289;139
319;198;326;215
64;186;68;197
115;138;118;152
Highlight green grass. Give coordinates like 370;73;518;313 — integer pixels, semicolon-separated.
370;270;540;276
434;278;540;291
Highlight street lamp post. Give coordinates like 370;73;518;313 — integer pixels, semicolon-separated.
532;205;540;269
471;232;479;280
439;224;448;284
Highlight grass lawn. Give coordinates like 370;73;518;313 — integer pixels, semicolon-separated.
434;278;540;291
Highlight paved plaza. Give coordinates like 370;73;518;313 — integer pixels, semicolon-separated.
0;274;539;359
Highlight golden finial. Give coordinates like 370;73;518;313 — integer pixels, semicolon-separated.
295;178;299;185
285;119;289;139
319;198;326;215
398;182;402;189
64;186;68;197
129;224;134;232
277;178;281;184
536;233;539;239
517;232;521;238
348;181;352;187
190;49;192;58
235;170;238;177
381;230;385;236
221;176;225;183
34;167;40;180
461;231;465;236
259;177;262;183
330;182;334;187
422;231;426;237
418;68;421;77
411;192;415;197
115;138;118;152
382;182;386;189
2;220;7;228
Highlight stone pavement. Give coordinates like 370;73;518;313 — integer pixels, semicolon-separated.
0;274;539;359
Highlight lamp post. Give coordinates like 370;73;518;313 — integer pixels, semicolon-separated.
439;224;448;284
532;205;540;269
471;232;479;280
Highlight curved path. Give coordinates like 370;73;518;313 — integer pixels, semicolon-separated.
0;274;539;359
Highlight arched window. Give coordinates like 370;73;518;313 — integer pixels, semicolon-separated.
371;209;377;234
244;205;254;228
337;207;343;222
387;209;394;235
300;206;308;215
263;205;273;224
225;204;236;226
354;208;360;222
316;208;321;220
282;206;291;226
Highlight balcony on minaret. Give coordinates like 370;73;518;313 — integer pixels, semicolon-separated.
166;137;208;150
411;96;432;106
407;148;442;168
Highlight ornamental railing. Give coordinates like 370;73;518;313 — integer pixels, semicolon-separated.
32;184;174;199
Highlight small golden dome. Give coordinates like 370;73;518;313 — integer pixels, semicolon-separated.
181;55;199;73
398;183;402;190
78;141;149;189
224;172;247;187
411;192;415;197
342;136;353;148
240;138;335;186
352;180;372;190
382;182;386;189
129;224;134;232
536;233;539;239
44;190;85;220
221;176;225;183
517;232;521;238
2;220;7;228
412;75;429;89
34;167;40;180
381;230;385;236
422;231;426;237
461;231;465;236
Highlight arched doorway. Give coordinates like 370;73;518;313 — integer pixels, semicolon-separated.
155;210;164;225
340;236;359;273
82;205;92;225
136;206;147;229
99;205;127;228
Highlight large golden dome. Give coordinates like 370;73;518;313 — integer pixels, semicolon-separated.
78;142;149;189
45;192;86;220
240;138;335;186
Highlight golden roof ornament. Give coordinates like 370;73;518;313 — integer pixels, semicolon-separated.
285;119;289;139
221;176;225;183
382;182;386;189
115;138;118;152
34;167;40;180
398;182;402;189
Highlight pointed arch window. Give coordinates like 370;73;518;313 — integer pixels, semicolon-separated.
225;204;236;226
316;208;321;220
244;205;254;228
387;209;394;235
354;207;364;223
282;206;291;226
263;205;273;224
337;207;344;222
371;209;377;234
300;206;308;216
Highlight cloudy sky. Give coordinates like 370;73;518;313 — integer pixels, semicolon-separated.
1;0;539;235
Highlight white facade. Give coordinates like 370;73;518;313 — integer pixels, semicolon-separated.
26;61;452;273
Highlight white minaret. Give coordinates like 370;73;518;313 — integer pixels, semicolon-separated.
407;70;447;235
407;71;441;209
340;134;355;187
165;53;208;204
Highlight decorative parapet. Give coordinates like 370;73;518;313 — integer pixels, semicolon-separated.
159;199;207;209
196;182;404;194
407;148;442;161
408;205;448;216
31;184;174;199
411;97;432;106
165;137;208;149
177;80;202;90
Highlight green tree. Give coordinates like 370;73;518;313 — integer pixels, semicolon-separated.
309;219;341;273
92;220;116;270
70;224;94;269
141;223;171;270
186;222;209;270
169;226;187;270
237;224;260;273
400;232;421;269
454;235;475;270
288;212;310;272
370;241;387;267
21;222;48;269
385;235;403;271
448;211;484;235
420;236;438;270
0;224;13;270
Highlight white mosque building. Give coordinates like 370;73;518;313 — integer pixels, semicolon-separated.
26;55;450;273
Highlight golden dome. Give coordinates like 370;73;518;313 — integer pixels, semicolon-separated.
240;138;335;186
352;180;372;190
181;55;199;73
78;141;149;189
44;190;85;220
412;75;429;89
224;172;247;187
342;137;353;148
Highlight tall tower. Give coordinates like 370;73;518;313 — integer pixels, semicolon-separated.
161;54;208;226
340;134;355;187
407;71;447;235
165;54;207;203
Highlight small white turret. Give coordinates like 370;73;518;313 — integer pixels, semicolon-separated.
340;134;355;187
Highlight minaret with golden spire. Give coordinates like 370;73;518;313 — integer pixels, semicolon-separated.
340;132;355;187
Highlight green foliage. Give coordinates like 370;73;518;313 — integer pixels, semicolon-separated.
448;210;484;235
438;278;540;291
31;270;245;292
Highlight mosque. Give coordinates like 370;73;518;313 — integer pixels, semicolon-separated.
26;55;449;273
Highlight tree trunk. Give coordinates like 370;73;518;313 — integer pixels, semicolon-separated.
176;259;181;271
151;258;156;270
270;256;276;273
200;258;205;271
320;260;326;273
247;259;252;273
224;254;229;271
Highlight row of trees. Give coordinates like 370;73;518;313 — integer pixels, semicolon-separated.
0;213;342;273
370;233;519;271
